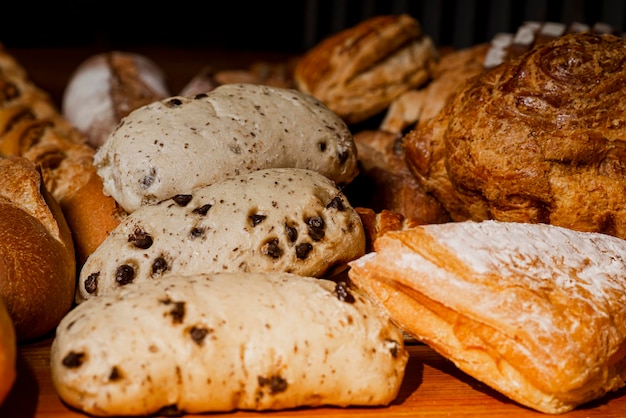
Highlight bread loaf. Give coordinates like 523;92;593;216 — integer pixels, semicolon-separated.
0;156;76;341
349;220;626;414
0;296;16;405
52;272;408;416
95;83;358;213
0;45;124;264
77;168;365;302
62;51;170;148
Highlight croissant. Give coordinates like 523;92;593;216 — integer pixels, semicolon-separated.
404;32;626;239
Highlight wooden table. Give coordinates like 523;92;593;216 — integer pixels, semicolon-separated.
0;338;625;417
1;46;626;417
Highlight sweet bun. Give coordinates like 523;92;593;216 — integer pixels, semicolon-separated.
404;32;626;238
0;156;75;341
62;51;170;148
53;272;407;416
94;83;358;213
349;220;626;414
77;168;365;302
294;14;438;125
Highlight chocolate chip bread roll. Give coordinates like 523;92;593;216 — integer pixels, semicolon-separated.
95;83;358;213
77;168;365;302
52;272;408;416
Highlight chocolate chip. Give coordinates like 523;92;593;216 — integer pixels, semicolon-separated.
334;281;355;303
261;238;283;258
169;301;185;324
165;98;183;107
190;326;210;345
172;194;193;206
115;265;135;286
84;272;99;294
62;351;85;368
306;216;325;241
192;204;212;216
128;228;153;249
249;213;266;227
141;167;157;189
285;224;298;242
258;375;288;394
190;227;205;238
151;257;168;276
295;243;313;259
109;366;122;381
326;196;345;211
318;141;327;152
193;93;208;99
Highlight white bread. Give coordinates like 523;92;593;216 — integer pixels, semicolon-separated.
0;156;76;341
348;220;626;414
62;51;170;148
77;168;365;302
52;272;407;416
94;83;358;213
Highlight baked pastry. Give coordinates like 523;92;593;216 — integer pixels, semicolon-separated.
348;129;449;224
62;51;170;148
77;168;365;302
348;220;626;414
294;14;437;125
0;156;76;341
404;33;626;239
95;83;358;213
0;45;124;264
380;42;488;134
0;296;16;405
355;207;421;253
53;271;408;416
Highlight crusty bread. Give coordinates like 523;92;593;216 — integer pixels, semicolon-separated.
0;45;124;264
0;296;16;405
294;14;438;125
348;220;626;414
62;51;170;148
404;33;626;239
52;272;407;416
95;83;358;213
0;156;76;341
78;168;365;302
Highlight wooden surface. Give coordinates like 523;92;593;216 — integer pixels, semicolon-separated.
1;338;626;417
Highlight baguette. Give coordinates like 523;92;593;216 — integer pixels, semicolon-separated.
348;220;626;414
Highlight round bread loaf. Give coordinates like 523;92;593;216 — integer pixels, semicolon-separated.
77;168;365;302
53;272;408;416
0;296;16;406
0;157;76;341
94;83;358;213
62;51;170;148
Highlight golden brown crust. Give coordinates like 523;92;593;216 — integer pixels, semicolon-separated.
355;207;422;253
0;156;75;342
0;45;123;263
0;296;16;406
294;14;437;124
404;33;626;239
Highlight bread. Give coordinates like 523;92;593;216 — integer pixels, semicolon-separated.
53;271;408;416
348;129;450;224
380;43;488;134
355;207;421;253
62;51;170;148
403;33;626;239
294;14;437;125
0;156;76;341
0;45;124;264
0;296;16;406
94;83;358;213
77;168;365;302
348;220;626;414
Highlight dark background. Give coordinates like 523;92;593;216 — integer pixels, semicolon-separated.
1;0;625;53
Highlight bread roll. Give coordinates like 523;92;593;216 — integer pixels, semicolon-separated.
0;156;76;341
52;272;408;416
94;83;358;213
0;45;124;264
0;296;16;406
77;168;365;302
404;33;626;239
349;220;626;414
294;14;437;124
62;51;170;148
